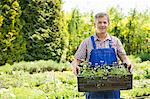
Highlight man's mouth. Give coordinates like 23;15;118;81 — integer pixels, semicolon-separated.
99;28;105;29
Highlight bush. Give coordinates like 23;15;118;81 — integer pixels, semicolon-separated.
20;0;66;62
0;0;26;65
138;53;150;62
12;60;72;73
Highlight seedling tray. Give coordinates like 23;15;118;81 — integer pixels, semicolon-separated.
77;74;132;92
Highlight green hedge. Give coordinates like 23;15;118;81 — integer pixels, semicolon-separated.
0;60;72;74
0;0;66;65
19;0;66;62
0;0;26;65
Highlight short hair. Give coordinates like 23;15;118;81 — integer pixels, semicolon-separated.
94;12;110;23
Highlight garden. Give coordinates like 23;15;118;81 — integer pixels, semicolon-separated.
0;0;150;98
0;56;150;98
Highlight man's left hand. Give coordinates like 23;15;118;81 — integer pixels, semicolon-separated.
127;64;133;73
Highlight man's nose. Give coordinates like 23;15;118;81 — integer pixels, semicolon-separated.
100;23;105;26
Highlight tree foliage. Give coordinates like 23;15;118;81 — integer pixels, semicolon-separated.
66;9;94;61
19;0;65;62
108;7;150;57
0;1;149;65
0;0;26;65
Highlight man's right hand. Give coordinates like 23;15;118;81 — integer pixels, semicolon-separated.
72;65;80;75
71;59;81;75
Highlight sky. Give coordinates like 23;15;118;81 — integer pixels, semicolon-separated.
62;0;150;15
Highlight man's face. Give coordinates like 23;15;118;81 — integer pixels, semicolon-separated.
94;16;109;34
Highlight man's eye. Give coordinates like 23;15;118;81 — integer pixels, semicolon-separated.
104;22;107;24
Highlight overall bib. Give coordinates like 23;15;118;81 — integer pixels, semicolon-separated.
86;36;120;99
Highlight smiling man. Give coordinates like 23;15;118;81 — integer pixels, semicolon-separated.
72;12;133;99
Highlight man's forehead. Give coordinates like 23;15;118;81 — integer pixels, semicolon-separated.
96;17;108;21
96;16;107;19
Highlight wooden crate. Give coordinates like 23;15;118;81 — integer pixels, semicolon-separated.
77;74;132;92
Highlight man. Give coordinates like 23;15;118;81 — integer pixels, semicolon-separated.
72;12;133;99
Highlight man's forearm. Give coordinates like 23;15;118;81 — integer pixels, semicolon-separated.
122;55;131;65
119;54;131;65
120;55;133;72
72;58;81;67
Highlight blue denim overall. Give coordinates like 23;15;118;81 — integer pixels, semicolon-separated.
86;36;120;99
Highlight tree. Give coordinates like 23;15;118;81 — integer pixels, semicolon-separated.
0;0;26;65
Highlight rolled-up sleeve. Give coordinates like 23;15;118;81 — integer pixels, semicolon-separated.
74;40;87;61
116;38;126;57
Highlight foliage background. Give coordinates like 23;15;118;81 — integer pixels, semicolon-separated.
0;0;150;66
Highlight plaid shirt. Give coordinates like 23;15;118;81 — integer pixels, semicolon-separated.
74;33;126;62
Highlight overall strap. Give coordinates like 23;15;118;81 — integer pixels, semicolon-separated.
109;36;112;48
90;36;96;49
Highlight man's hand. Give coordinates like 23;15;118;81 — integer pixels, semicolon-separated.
72;65;80;75
71;59;81;75
120;55;133;73
127;64;133;73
